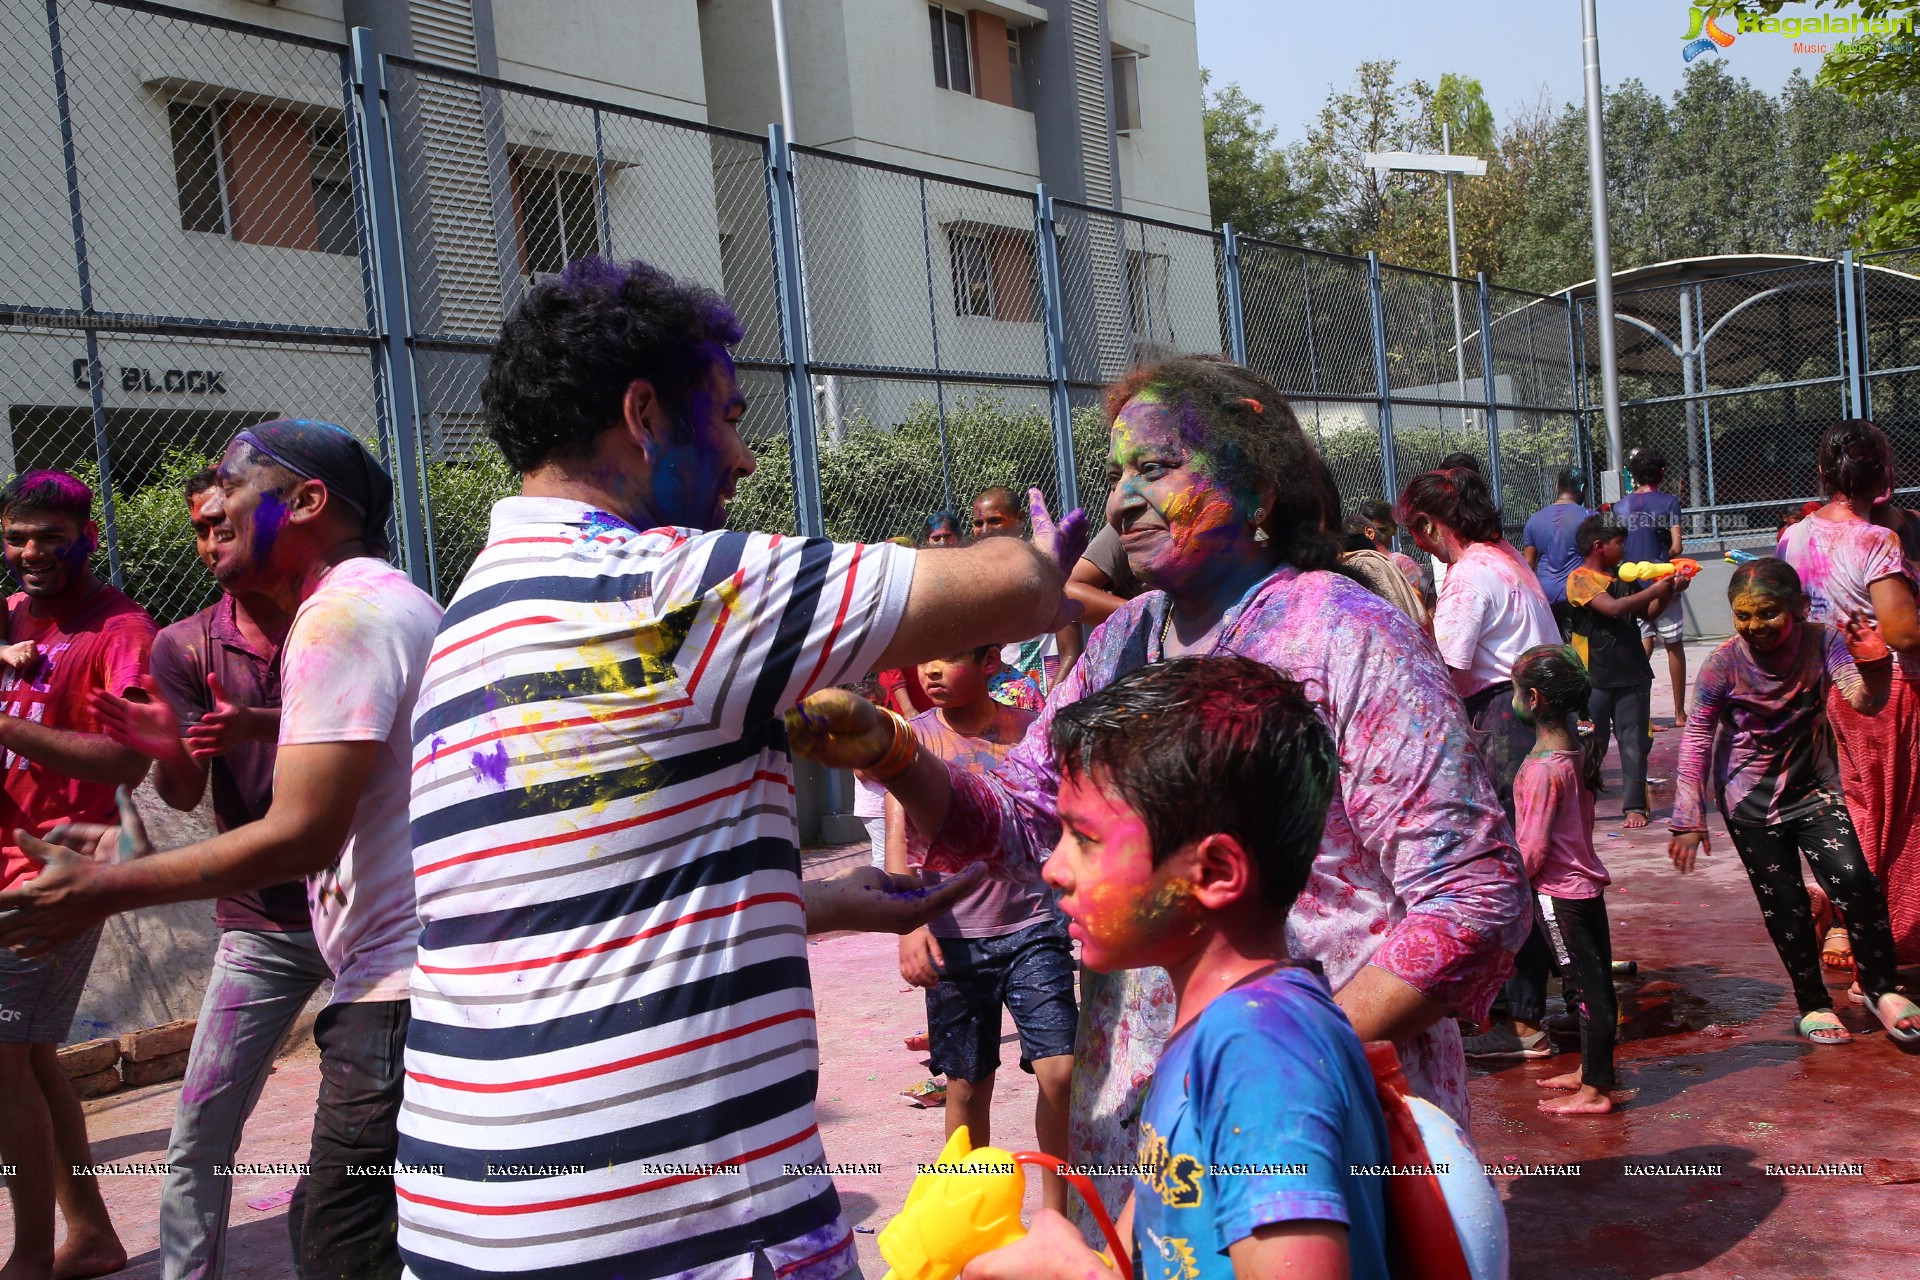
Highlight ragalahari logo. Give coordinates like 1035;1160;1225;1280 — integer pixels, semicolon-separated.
1681;8;1737;61
1684;5;1915;60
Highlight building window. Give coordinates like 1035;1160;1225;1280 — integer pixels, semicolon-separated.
510;160;601;276
929;6;972;94
166;99;355;255
169;102;227;234
949;224;1039;322
1008;28;1030;111
1112;53;1143;133
307;121;358;257
1127;249;1171;343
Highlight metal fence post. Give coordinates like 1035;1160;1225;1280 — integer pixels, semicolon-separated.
1477;273;1501;504
1840;247;1867;419
1366;252;1398;508
592;107;613;256
767;124;824;538
1035;184;1079;513
350;28;434;591
1570;297;1592;481
1221;223;1248;366
44;0;124;587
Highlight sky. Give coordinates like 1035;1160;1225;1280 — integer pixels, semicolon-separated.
1193;0;1836;148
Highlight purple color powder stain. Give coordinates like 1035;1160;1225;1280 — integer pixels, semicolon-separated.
471;741;509;786
581;508;634;539
251;491;291;564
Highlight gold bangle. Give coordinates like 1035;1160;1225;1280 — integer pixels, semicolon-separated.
864;708;920;783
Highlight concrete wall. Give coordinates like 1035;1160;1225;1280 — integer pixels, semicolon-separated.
65;782;330;1047
1108;0;1209;227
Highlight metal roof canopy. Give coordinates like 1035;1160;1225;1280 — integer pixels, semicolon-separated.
1549;253;1920;388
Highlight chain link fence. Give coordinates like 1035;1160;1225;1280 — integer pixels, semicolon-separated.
7;0;1919;619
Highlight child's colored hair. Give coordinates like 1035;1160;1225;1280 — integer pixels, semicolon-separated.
1575;512;1624;556
1727;557;1804;609
1047;656;1334;914
1512;643;1603;792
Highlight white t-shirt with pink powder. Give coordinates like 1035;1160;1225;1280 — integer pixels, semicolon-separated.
1778;515;1920;679
1432;540;1557;697
281;555;444;1002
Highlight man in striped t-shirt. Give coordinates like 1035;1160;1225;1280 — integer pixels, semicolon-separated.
399;258;1080;1280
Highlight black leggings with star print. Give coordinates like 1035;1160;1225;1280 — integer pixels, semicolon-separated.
1725;795;1901;1014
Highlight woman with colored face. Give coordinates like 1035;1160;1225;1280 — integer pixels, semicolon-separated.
1776;419;1920;972
1668;559;1920;1044
789;357;1529;1233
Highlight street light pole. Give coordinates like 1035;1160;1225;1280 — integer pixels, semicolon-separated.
1581;0;1626;497
770;0;797;142
1442;123;1468;429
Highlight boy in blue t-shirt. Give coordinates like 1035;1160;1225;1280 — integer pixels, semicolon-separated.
968;656;1391;1280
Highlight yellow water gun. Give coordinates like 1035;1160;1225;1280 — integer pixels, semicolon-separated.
877;1126;1129;1280
1618;557;1700;582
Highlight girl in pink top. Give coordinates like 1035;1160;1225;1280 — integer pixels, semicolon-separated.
1775;420;1920;971
1508;644;1621;1115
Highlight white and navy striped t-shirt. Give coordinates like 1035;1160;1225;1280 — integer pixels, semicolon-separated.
397;497;913;1280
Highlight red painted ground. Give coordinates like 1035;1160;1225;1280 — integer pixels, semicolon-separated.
9;643;1918;1277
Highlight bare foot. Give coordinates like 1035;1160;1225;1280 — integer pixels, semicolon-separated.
1534;1069;1583;1091
1623;811;1649;829
51;1231;125;1280
0;1252;58;1280
1538;1085;1616;1115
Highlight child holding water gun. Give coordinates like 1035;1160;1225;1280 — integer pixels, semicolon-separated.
1566;514;1692;828
965;656;1394;1280
1668;558;1920;1044
1508;644;1621;1116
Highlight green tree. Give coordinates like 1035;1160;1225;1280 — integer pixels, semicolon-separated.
1201;70;1323;242
1293;60;1436;253
1736;0;1920;247
1429;73;1496;155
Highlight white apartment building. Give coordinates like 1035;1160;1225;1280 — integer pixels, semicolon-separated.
1;0;1212;486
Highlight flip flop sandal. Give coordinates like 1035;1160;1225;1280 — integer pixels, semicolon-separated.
1866;993;1920;1044
1822;927;1854;970
1797;1010;1852;1045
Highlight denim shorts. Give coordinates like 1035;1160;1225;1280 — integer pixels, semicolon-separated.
0;924;103;1043
925;918;1077;1082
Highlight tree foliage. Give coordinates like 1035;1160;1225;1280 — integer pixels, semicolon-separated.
1204;44;1920;293
1734;0;1920;248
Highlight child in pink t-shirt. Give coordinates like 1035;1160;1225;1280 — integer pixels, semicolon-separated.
1509;643;1620;1116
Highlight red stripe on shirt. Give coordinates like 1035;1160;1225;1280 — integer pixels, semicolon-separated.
430;614;566;665
405;1006;817;1094
416;891;802;975
413;770;795;877
395;1123;820;1215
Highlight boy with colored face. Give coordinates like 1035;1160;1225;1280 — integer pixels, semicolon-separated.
969;656;1392;1280
886;646;1076;1208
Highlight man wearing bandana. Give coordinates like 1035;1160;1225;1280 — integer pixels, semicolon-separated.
0;421;443;1280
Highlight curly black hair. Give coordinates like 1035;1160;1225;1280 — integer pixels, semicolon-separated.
1104;356;1344;573
481;257;744;472
1049;655;1335;914
1816;419;1893;507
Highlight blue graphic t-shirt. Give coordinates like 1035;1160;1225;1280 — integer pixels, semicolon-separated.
1611;491;1682;565
1130;965;1391;1280
1521;502;1592;604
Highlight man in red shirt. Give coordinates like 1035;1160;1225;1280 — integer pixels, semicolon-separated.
0;470;154;1280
